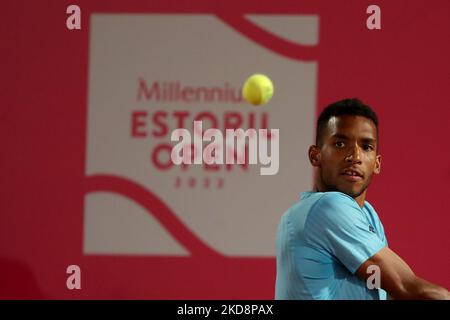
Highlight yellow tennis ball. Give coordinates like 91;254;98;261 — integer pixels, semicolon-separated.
242;74;274;106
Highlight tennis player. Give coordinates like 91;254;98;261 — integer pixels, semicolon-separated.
275;98;450;300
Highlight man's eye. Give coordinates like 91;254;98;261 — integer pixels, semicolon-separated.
363;144;374;151
335;141;345;148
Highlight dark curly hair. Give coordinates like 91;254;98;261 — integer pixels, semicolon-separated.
316;98;379;146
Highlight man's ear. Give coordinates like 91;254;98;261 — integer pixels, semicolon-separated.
374;154;381;174
308;145;321;167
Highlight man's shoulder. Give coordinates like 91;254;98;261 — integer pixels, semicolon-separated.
285;191;362;224
310;191;358;210
303;191;362;222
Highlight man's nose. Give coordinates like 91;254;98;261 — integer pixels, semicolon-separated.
345;144;362;164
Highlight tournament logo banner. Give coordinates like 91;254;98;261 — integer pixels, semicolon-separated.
85;14;318;257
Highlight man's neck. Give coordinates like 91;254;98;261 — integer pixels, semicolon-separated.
354;194;366;208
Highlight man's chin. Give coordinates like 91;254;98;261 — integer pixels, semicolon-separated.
321;178;370;199
341;187;367;199
336;186;365;199
344;191;363;199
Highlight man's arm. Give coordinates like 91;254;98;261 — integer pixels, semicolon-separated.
356;246;450;300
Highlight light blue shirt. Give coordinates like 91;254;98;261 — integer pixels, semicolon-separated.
275;191;388;300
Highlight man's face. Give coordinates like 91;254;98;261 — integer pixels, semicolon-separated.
311;115;381;198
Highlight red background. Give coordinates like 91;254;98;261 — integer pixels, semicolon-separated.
1;0;449;299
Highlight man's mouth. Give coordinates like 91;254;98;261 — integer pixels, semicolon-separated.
341;168;364;182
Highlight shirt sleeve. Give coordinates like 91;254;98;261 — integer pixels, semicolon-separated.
304;192;386;274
